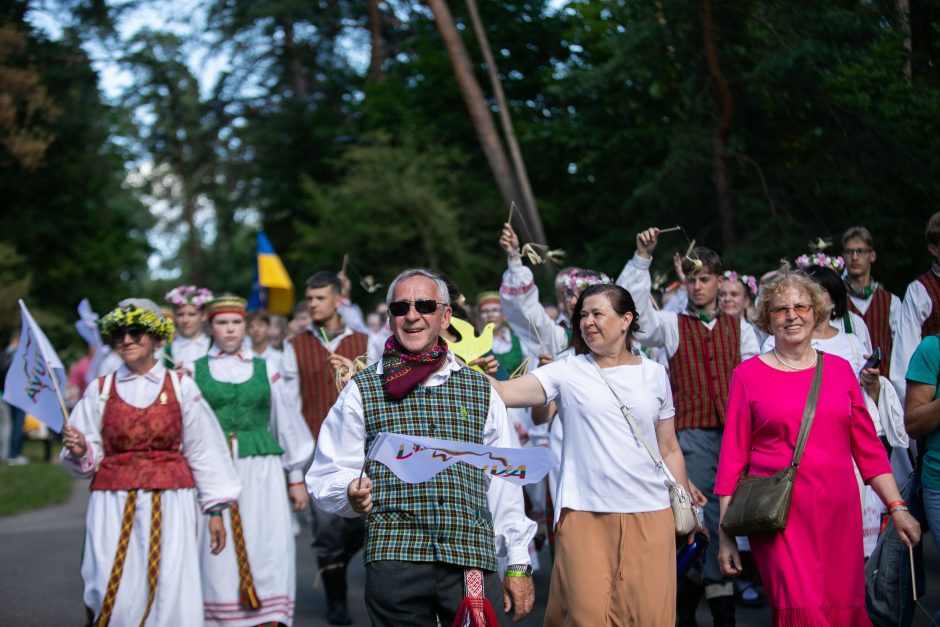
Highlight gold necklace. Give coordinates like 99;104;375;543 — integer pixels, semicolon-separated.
773;347;817;371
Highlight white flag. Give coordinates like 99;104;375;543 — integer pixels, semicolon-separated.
366;432;557;486
3;300;68;433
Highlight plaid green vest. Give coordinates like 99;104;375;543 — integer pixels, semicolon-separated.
356;363;497;571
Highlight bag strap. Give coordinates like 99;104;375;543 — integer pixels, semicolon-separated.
790;350;824;468
586;355;672;480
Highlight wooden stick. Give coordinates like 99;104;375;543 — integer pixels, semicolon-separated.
910;543;918;601
357;460;371;490
341;253;349;276
658;225;682;234
528;316;546;356
42;353;70;429
506;201;517;225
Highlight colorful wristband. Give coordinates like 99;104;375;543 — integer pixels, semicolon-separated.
887;500;907;510
209;511;222;518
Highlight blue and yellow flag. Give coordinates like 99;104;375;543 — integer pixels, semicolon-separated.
248;232;294;315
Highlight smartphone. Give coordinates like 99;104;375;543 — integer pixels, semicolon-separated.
861;346;883;373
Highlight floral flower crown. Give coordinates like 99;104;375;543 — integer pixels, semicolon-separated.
563;271;612;293
722;270;758;297
98;305;175;342
795;253;844;272
165;285;214;308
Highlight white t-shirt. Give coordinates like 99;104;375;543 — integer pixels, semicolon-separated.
531;354;675;520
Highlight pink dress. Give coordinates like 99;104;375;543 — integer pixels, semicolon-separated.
715;353;891;626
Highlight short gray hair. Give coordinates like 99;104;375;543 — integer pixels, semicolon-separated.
386;268;450;305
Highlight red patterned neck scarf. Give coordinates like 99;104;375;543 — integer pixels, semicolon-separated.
382;336;449;400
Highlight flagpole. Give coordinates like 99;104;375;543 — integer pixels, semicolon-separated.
40;352;70;427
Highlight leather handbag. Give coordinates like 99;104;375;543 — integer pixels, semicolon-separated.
588;356;698;536
720;352;824;537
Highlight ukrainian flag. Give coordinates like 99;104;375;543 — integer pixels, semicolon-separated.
248;232;295;315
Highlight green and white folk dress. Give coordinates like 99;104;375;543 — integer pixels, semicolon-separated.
192;346;313;627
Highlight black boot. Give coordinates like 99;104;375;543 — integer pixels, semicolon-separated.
320;560;352;625
676;577;703;626
708;595;736;627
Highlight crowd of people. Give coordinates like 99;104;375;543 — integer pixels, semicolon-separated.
35;209;940;626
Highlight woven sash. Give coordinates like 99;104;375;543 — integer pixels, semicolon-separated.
95;490;162;627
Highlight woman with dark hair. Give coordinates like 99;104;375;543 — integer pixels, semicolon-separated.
490;283;693;626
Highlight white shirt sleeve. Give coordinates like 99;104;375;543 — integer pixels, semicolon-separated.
60;382;105;478
890;280;932;401
499;258;569;357
739;318;761;361
281;339;302;411
484;387;537;566
178;375;241;512
616;253;679;356
305;380;366;518
848;312;873;355
338;302;369;335
267;362;314;483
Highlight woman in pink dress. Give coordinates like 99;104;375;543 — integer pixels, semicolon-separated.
715;266;920;626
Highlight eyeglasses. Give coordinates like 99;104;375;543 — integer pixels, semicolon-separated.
388;300;446;317
110;326;147;344
769;304;812;319
843;247;872;257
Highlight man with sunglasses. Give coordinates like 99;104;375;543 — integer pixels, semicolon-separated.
619;227;761;627
281;270;369;625
308;268;536;626
841;226;901;381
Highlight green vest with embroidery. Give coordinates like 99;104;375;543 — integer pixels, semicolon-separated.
356;363;496;571
194;356;283;458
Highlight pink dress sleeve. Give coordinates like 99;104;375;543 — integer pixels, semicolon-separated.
715;366;752;495
842;361;892;482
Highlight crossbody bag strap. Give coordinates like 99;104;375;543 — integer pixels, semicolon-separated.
790;350;824;468
586;355;670;478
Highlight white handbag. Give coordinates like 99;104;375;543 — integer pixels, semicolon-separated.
587;355;698;536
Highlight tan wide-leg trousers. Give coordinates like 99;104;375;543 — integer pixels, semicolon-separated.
544;508;676;627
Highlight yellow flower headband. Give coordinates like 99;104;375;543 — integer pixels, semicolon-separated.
98;305;175;342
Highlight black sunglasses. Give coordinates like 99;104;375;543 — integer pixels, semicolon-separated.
110;326;147;344
388;300;445;317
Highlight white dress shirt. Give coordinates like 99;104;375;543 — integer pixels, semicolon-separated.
170;333;211;366
891;277;935;402
306;350;537;566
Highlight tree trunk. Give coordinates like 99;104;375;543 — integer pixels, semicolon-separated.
701;0;735;250
425;0;546;245
463;0;541;244
279;18;308;102
367;0;385;83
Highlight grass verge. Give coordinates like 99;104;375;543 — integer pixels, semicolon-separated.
0;440;73;517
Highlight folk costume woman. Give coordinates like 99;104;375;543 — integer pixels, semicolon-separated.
61;301;240;627
164;284;214;366
190;296;313;627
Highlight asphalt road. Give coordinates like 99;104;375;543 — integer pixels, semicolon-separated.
2;479;939;626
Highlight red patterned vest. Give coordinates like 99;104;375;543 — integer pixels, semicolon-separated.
847;286;894;377
90;373;196;491
917;271;940;338
292;329;369;438
668;314;741;431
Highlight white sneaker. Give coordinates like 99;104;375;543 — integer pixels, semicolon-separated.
7;456;29;466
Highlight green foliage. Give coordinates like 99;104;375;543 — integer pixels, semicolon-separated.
0;442;72;517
